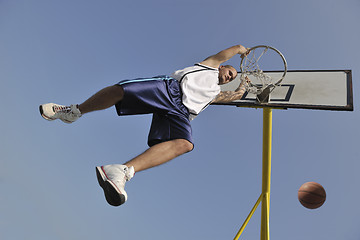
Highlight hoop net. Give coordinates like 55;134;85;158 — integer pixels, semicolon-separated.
240;45;287;99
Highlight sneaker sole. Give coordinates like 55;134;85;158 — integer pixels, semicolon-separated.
96;166;126;206
39;105;73;124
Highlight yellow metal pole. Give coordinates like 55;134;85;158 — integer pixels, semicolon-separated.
232;108;273;240
260;108;272;240
233;194;263;240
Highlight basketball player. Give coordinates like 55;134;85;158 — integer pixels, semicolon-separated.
39;44;250;206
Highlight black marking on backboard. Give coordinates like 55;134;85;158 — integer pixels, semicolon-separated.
241;84;295;102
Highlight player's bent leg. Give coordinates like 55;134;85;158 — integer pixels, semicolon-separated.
39;85;124;123
95;139;193;206
125;139;194;173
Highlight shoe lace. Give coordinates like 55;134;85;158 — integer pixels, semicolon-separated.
53;105;71;114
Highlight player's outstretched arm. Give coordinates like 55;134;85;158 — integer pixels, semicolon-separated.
200;44;249;69
212;76;250;103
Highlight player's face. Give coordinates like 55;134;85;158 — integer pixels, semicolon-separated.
218;66;238;85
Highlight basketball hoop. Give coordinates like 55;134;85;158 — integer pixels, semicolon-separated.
240;45;287;102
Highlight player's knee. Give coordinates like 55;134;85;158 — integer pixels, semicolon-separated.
175;139;194;154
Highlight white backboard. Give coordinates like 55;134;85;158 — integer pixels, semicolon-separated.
213;70;353;111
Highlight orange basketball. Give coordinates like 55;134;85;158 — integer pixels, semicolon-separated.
298;182;326;209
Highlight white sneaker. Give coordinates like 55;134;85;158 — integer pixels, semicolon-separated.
96;164;135;206
39;103;82;123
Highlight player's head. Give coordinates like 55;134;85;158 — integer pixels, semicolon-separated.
218;65;238;85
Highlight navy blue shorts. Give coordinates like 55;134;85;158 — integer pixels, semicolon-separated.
115;76;193;147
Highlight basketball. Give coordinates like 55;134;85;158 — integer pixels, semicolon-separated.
298;182;326;209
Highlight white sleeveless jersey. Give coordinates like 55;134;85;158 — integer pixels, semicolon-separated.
171;63;220;120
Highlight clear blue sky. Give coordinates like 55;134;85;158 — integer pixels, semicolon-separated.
1;0;359;239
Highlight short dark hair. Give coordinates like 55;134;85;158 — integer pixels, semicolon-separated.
223;65;234;69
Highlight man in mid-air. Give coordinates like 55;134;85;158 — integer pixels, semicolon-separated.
40;44;249;206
